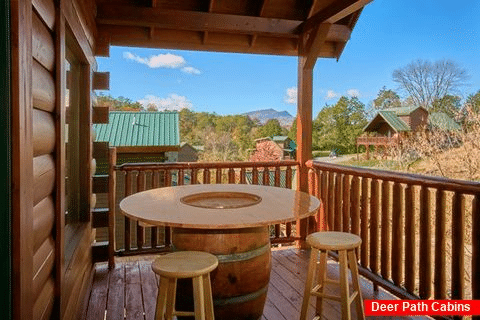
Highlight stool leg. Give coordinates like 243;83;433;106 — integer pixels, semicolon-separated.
300;248;319;320
348;250;365;320
338;250;351;320
315;250;328;317
193;276;206;320
202;274;215;320
165;278;177;320
155;277;169;320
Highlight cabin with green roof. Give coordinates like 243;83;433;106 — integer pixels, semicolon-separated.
93;111;180;171
357;106;460;158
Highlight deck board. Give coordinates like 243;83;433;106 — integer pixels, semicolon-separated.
84;248;429;320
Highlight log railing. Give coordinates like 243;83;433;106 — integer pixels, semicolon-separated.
306;160;480;302
110;160;299;256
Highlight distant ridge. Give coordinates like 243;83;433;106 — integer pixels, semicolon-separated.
244;108;295;127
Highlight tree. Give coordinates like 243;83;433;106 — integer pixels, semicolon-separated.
430;95;462;118
373;86;401;109
392;59;469;109
466;90;480;114
249;140;283;162
255;119;286;138
313;96;367;153
287;118;297;143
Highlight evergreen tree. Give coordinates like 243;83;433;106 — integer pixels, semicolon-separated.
313;96;367;153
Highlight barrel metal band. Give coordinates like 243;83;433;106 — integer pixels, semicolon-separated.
216;243;269;263
213;285;268;307
171;243;270;263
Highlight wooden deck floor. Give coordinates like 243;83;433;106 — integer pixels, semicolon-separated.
84;247;429;320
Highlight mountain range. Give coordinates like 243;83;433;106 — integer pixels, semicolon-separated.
244;108;295;127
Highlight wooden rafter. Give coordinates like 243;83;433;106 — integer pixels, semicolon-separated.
250;0;268;47
298;0;372;33
203;0;216;44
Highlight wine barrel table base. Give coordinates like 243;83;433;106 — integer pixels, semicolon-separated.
119;184;321;320
173;226;271;320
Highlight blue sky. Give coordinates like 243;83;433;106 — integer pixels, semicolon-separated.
97;0;480;118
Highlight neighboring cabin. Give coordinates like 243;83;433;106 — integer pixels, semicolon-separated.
357;106;460;158
93;111;180;172
250;136;296;161
166;142;200;163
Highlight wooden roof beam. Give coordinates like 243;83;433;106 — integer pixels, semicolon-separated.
97;5;303;37
97;5;352;41
299;0;372;33
302;23;332;70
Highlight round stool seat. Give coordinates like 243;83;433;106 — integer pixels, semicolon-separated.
307;231;361;251
152;251;218;279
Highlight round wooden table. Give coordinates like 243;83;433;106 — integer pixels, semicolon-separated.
120;184;320;320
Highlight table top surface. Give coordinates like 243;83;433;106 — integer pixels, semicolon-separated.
119;184;321;229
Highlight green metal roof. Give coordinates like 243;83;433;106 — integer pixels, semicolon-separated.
272;136;289;142
428;112;461;131
93;111;180;147
377;111;411;132
381;106;425;116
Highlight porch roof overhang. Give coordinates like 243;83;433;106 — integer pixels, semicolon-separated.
95;0;372;58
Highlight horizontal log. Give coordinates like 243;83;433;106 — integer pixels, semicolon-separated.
33;277;55;320
32;11;54;71
306;160;480;195
92;106;110;123
33;196;54;252
33;236;55;301
93;72;110;90
32;59;55;112
32;0;55;30
33;108;55;157
33;154;55;206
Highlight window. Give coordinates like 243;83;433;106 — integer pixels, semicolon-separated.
64;27;90;263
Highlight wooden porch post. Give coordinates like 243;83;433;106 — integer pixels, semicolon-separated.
296;24;331;247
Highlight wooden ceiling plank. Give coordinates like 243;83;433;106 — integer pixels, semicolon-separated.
299;0;372;33
97;5;302;37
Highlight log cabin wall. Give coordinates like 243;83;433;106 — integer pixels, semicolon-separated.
11;0;97;319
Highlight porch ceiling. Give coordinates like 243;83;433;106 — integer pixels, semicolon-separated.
95;0;372;57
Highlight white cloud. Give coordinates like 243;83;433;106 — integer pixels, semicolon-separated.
284;87;297;104
138;94;193;111
347;89;360;98
123;52;186;69
325;90;340;100
181;66;201;75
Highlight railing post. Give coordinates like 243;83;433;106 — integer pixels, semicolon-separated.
473;193;480;320
108;147;117;269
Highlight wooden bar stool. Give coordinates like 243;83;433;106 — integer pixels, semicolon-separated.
300;231;365;320
152;251;218;320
